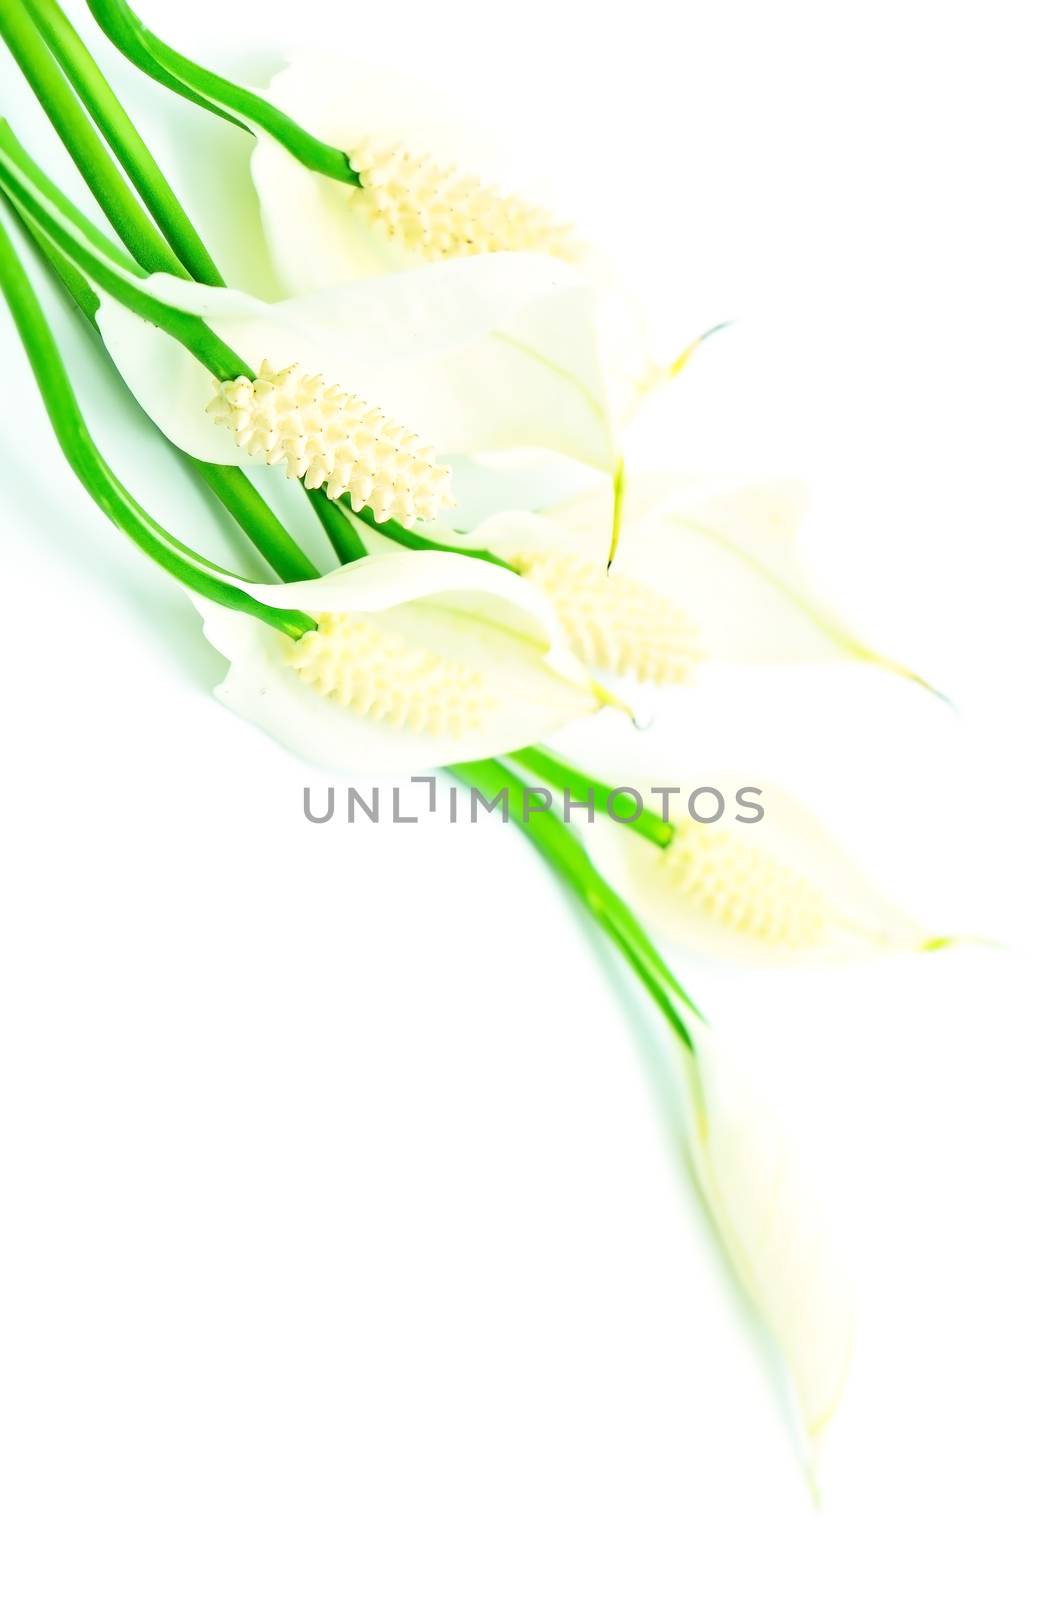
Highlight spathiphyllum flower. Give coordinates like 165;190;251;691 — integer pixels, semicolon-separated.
197;550;605;770
677;1008;855;1471
474;475;938;688
594;778;944;964
95;252;619;480
248;58;586;288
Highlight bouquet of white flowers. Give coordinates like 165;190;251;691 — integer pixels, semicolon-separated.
0;0;966;1487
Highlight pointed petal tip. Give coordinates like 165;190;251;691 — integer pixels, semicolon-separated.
660;320;737;386
908;671;958;711
922;932;1006;954
876;656;958;710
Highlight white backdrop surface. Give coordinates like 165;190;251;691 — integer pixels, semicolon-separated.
1;1;1058;1594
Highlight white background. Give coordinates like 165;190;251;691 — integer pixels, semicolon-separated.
2;1;1058;1594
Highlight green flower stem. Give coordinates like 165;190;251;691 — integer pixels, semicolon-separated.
16;203;100;319
510;745;675;848
21;0;224;284
0;0;187;278
86;0;360;186
0;118;142;272
309;490;368;564
349;505;518;573
0;104;482;577
1;148;322;590
452;758;699;1032
0;36;492;578
189;462;323;583
0;122;368;574
0;131;249;378
0;204;314;639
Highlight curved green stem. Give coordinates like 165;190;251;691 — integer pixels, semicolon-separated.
309;490;367;564
21;0;224;284
0;124;369;574
510;745;675;848
0;130;249;378
1;135;324;587
0;205;313;638
0;119;137;273
0;0;188;277
452;759;699;1030
86;0;359;185
350;505;518;573
190;461;322;583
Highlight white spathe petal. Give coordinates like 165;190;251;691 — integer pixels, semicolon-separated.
588;772;935;965
681;1013;855;1459
446;452;601;527
194;549;601;772
96;254;618;475
540;473;928;678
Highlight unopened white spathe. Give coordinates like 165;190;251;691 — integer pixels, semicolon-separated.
95;253;620;478
206;359;454;518
194;549;603;771
680;1011;855;1466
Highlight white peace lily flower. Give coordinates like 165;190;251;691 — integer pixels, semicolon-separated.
475;475;938;688
677;1007;855;1476
94;250;619;481
195;549;606;771
247;57;658;423
251;58;584;284
593;777;944;964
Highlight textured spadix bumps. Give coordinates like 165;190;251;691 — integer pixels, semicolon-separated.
206;360;454;519
501;544;704;686
191;550;603;771
657;826;829;952
351;138;582;264
285;612;493;738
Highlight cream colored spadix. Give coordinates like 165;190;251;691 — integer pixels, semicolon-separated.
503;544;704;685
594;778;942;965
477;513;706;686
284;613;493;737
678;1010;855;1470
657;825;830;952
206;359;455;517
351;137;582;264
192;549;606;771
